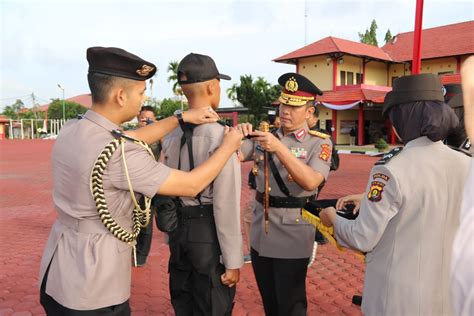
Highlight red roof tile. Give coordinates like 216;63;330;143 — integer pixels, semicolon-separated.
316;84;391;104
34;94;92;112
382;21;473;61
274;36;392;63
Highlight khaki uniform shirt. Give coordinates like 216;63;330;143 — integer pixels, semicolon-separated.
241;123;331;259
335;137;470;316
161;123;244;269
39;110;171;310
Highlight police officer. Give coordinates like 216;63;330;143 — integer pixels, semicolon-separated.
320;73;470;315
239;73;332;315
135;105;161;267
160;53;243;315
38;47;243;315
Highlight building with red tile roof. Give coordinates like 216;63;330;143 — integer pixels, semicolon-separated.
274;21;473;145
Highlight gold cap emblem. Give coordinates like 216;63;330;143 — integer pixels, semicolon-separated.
136;64;155;77
284;77;298;92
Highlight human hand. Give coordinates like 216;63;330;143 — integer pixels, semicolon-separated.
319;207;337;226
221;268;240;287
336;193;364;214
236;123;253;138
222;126;244;151
251;131;283;153
182;106;219;124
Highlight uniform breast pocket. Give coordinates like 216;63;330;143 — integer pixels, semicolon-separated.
281;212;311;226
187;218;219;243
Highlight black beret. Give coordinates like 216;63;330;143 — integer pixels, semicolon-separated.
177;53;231;84
383;73;444;116
87;47;156;81
278;73;323;107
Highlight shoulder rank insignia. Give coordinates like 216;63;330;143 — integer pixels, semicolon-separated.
375;147;403;165
308;130;330;139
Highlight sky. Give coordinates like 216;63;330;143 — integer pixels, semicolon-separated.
1;0;473;110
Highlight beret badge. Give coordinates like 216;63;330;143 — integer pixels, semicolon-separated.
136;64;155;77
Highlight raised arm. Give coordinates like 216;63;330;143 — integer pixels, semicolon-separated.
157;127;243;197
126;107;219;144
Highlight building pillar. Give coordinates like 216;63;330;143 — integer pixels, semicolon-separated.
232;111;238;127
331;110;337;143
9;119;13;139
456;56;461;73
31;119;34;139
357;103;364;146
332;58;337;90
20;119;24;140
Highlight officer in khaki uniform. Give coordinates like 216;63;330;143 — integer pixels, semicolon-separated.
239;73;332;315
38;47;243;315
320;74;470;316
160;53;243;316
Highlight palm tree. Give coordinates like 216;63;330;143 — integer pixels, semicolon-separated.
167;61;181;96
226;84;238;103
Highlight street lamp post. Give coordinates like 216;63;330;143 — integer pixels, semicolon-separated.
57;84;65;121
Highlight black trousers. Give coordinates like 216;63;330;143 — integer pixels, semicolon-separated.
251;248;309;316
136;206;156;264
40;264;130;316
168;212;235;316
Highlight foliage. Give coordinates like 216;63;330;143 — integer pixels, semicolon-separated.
2;99;25;119
358;20;378;46
167;61;183;97
157;98;188;118
232;75;281;124
47;99;87;119
374;138;389;151
384;29;393;44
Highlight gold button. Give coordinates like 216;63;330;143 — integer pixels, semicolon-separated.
296;218;300;223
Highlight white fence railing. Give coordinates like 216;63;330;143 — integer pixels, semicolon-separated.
7;119;67;140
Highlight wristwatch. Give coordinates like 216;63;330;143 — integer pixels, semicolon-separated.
173;109;185;126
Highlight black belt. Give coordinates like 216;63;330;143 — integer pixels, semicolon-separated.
256;191;314;208
177;204;214;220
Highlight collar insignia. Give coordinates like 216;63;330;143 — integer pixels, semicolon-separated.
284;76;298;92
136;64;154;77
295;128;306;140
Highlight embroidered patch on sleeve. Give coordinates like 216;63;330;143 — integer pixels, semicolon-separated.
367;181;386;202
372;173;390;181
319;144;331;161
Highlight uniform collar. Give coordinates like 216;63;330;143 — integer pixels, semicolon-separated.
277;122;309;143
404;136;441;149
83;110;121;132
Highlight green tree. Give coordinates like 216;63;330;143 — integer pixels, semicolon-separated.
358;19;378;46
234;75;281;123
157;98;188;118
2;99;25;119
167;61;183;96
226;84;239;103
47;99;87;119
384;29;393;44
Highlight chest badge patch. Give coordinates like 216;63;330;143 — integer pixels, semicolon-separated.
367;181;385;202
319;144;331;161
291;147;307;159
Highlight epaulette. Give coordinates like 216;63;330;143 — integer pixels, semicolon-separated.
217;120;231;127
111;129;139;142
375;147;403;165
448;145;472;157
308;130;330;139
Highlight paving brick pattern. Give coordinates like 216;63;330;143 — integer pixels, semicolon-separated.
0;140;379;315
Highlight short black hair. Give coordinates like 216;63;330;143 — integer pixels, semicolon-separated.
87;72;132;104
312;104;319;117
140;105;156;115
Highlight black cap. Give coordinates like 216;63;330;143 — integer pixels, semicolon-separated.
444;84;462;102
383;73;444;116
277;73;323;107
87;47;156;81
177;53;231;84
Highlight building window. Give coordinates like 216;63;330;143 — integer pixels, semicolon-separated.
356;73;362;84
347;72;354;85
438;71;454;75
340;71;346;86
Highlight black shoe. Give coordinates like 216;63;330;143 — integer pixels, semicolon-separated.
352;295;362;306
136;256;147;267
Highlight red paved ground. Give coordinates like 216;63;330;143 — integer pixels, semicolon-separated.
0;140;379;316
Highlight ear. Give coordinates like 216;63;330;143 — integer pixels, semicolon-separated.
206;81;214;96
305;105;315;119
114;87;127;107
